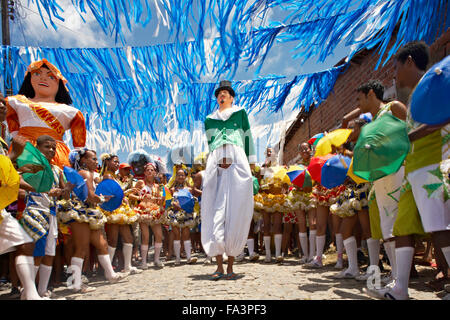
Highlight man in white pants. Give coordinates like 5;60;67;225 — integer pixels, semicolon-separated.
201;80;256;280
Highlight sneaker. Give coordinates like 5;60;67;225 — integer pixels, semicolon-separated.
235;252;246;262
138;262;148;270
364;285;409;300
8;287;21;299
264;256;272;263
125;266;143;274
276;256;284;264
332;270;357;279
187;257;198;264
299;256;309;264
72;284;96;294
81;274;89;284
40;290;66;300
108;273;126;284
305;258;323;268
249;252;260;262
174;259;181;266
154;260;164;268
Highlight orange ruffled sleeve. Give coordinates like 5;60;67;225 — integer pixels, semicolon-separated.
70;110;86;148
6;103;20;136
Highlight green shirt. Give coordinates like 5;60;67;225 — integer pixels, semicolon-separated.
204;107;256;163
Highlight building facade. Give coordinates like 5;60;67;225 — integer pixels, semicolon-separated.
282;28;450;165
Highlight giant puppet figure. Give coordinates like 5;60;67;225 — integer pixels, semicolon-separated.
5;59;86;168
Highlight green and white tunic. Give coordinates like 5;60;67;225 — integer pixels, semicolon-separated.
394;105;450;236
201;106;256;257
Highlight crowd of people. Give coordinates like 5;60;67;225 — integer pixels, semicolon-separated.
0;41;448;300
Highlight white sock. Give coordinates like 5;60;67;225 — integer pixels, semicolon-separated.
184;241;192;260
384;241;397;279
309;230;316;260
174;240;181;261
123;243;133;271
154;242;162;263
34;265;39;281
38;264;52;296
299;232;309;258
69;257;83;290
15;256;41;300
366;238;380;267
108;246;116;262
343;236;358;274
315;235;326;262
393;247;414;296
247;239;255;255
274;234;282;257
335;233;344;260
97;254;116;280
441;246;450;267
264;236;271;258
141;244;149;265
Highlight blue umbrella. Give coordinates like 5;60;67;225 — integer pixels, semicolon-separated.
321;155;352;189
173;188;195;214
411;55;450;125
95;179;124;211
63;166;88;202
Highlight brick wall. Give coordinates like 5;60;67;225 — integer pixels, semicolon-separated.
283;28;450;165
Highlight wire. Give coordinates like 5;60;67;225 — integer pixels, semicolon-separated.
16;0;85;36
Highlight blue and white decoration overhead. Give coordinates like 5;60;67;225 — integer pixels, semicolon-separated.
1;0;448;163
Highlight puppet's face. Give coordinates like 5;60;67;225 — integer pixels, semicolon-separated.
131;157;148;177
30;67;59;99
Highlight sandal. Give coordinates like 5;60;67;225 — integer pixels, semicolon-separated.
225;272;238;280
210;271;224;281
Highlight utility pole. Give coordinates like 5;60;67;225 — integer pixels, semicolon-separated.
1;0;13;95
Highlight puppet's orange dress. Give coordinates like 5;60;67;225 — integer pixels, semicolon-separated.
6;94;86;168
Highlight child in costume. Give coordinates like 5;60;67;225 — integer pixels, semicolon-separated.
99;153;140;275
0;135;58;300
25;135;69;298
167;168;197;265
201;80;256;280
6;59;86;168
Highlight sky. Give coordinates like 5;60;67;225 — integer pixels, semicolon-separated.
5;0;353;169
